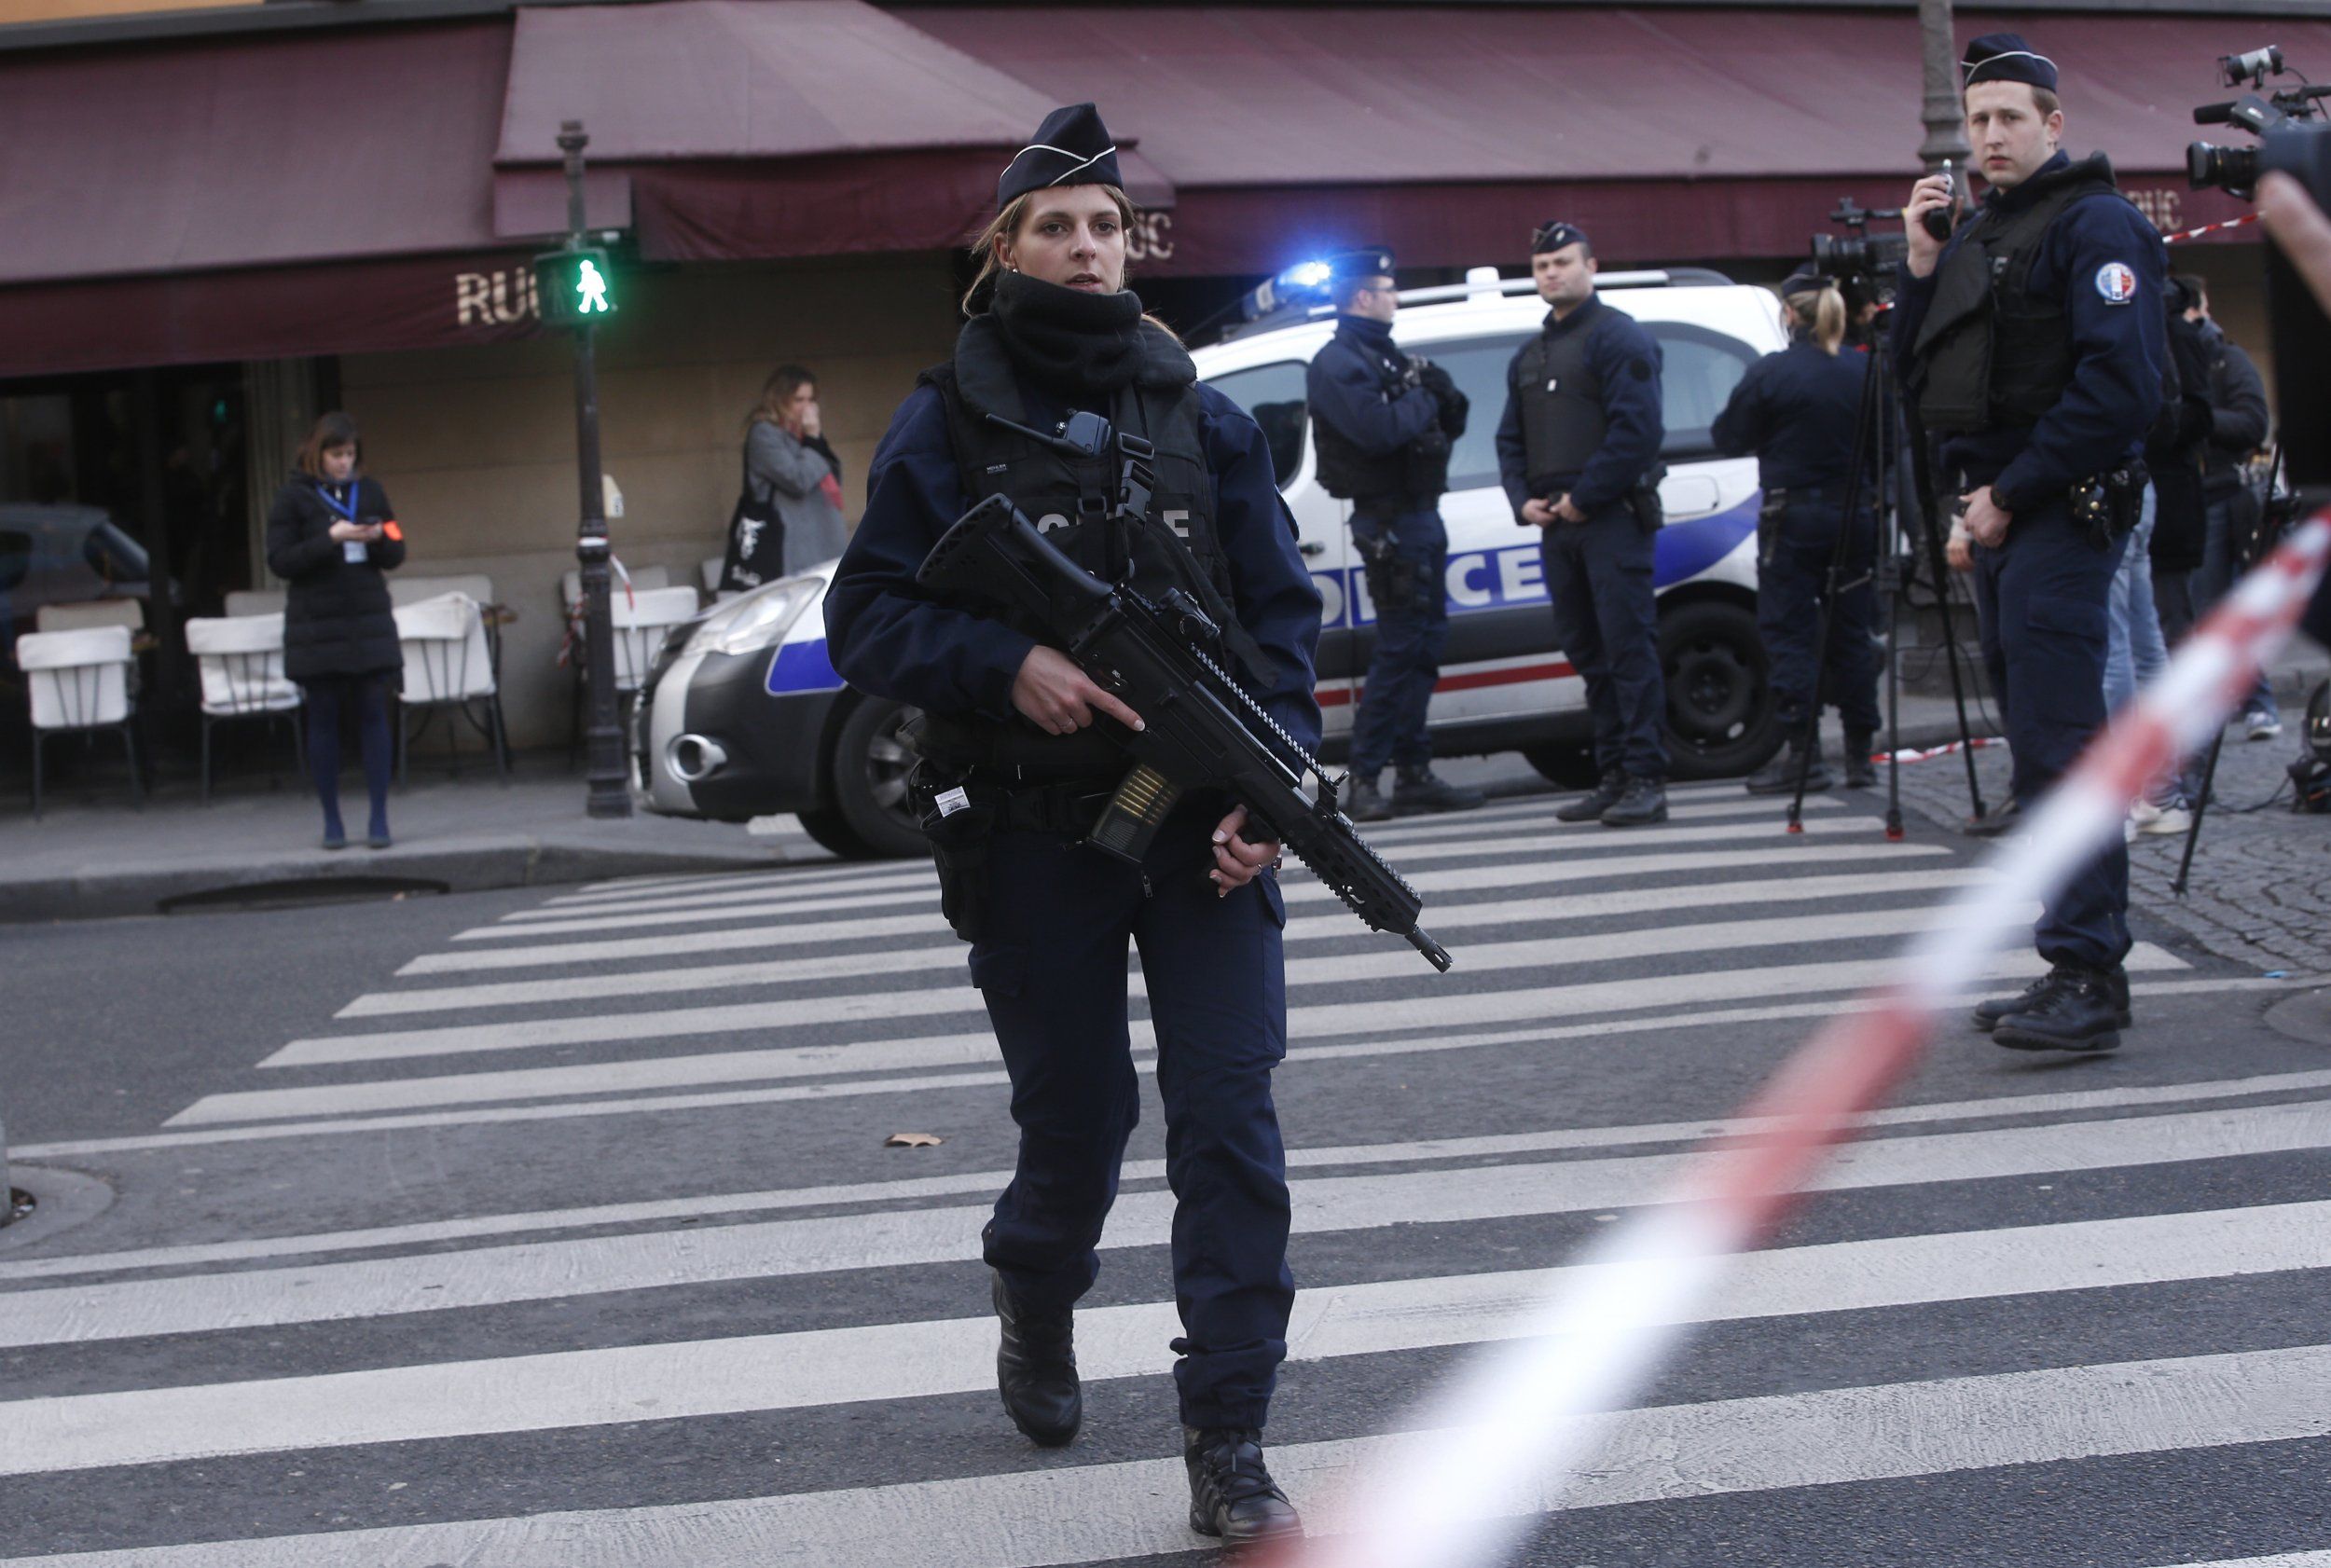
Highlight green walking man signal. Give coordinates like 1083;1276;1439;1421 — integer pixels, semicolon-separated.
534;246;617;329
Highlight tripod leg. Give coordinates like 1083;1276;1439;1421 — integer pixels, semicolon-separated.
2171;730;2225;898
1900;405;1988;822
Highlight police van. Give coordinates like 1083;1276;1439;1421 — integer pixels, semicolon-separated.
633;266;1788;858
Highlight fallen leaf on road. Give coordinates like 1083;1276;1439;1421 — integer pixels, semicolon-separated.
884;1133;945;1148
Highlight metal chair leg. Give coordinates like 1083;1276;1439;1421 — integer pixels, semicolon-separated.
490;696;511;782
124;722;144;810
200;715;214;806
29;729;42;819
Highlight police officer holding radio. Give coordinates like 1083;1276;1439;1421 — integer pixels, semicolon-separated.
1495;221;1671;827
824;104;1318;1546
1712;268;1882;792
1305;246;1483;822
1896;34;2166;1053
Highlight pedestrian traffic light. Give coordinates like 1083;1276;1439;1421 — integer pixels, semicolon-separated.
534;246;617;328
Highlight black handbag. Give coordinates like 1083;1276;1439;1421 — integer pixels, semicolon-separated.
719;452;786;592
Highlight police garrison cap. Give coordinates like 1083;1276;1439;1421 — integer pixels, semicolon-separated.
1961;34;2059;92
1325;248;1397;284
1530;220;1590;256
997;103;1123;206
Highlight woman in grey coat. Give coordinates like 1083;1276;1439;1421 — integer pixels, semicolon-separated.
722;365;849;589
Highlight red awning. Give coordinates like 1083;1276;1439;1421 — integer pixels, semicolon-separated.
901;6;2321;273
493;0;1172;261
0;17;534;376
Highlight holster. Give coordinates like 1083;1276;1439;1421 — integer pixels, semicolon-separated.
1757;488;1788;568
1628;475;1666;535
1354;527;1422;615
2071;461;2147;551
909;761;1113;942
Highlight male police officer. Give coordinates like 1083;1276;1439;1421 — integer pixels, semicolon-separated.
1305;247;1483;821
1496;221;1669;826
1897;34;2165;1052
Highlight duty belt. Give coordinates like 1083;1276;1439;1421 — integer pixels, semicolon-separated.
953;768;1117;834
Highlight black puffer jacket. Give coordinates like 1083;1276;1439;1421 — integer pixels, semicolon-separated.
265;472;407;681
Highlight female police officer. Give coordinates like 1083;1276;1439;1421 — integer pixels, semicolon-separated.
1712;270;1883;792
823;103;1319;1547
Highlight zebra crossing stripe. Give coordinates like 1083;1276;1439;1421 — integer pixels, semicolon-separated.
338;903;1989;1021
6;1341;2326;1565
501;863;936;921
16;1049;2315;1284
9;1097;2324;1349
404;846;1958;976
7;1197;2328;1477
261;942;2185;1070
445;839;1951;944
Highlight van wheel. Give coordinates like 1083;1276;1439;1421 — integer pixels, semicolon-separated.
1521;741;1599;789
1660;599;1778;780
827;697;928;860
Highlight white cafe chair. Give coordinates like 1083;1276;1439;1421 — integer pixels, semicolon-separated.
611;585;703;699
184;613;303;805
392;591;508;785
35;598;145;634
18;624;141;816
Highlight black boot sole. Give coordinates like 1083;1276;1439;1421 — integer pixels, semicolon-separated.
999;1385;1081;1447
1992;1025;2122;1053
1187;1503;1304;1543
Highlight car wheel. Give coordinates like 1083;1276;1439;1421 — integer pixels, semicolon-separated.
1660;598;1778;781
795;808;872;860
827;697;928;860
1521;741;1599;789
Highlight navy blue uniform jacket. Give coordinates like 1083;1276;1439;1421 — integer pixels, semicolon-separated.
1711;339;1869;490
1892;152;2166;513
1306;315;1441;460
1495;296;1665;518
824;378;1325;755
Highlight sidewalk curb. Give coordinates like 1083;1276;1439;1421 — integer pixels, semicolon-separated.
0;838;781;926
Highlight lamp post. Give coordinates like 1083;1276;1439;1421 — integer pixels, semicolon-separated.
1919;0;1970;174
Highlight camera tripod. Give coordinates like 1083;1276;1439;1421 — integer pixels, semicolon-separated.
1783;318;1991;835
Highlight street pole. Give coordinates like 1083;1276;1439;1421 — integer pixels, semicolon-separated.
1918;0;1970;174
560;120;631;818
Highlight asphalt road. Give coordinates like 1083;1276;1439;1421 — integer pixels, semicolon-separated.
3;771;2327;1567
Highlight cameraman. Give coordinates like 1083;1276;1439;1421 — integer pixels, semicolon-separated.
1712;269;1881;793
1496;221;1669;828
1304;247;1483;821
2258;172;2331;649
2178;275;2280;737
1896;34;2165;1054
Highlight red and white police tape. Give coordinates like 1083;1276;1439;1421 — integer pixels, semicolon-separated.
2162;212;2262;246
1275;512;2331;1568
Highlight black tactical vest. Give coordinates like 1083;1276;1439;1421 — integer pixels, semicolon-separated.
916;313;1260;774
1910;154;2131;434
1312;330;1417;502
1514;301;1608;488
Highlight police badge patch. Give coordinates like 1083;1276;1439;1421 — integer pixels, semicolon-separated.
2094;262;2138;305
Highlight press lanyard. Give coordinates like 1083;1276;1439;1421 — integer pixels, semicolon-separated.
316;482;360;521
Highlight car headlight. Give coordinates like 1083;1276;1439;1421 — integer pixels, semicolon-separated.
684;577;821;657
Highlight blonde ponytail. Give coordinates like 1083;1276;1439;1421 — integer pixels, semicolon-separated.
1786;285;1847;356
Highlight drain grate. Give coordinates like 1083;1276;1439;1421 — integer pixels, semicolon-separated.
159;876;450;915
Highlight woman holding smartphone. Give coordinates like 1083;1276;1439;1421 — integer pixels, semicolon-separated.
266;411;406;849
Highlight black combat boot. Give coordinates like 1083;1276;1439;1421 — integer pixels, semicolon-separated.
1842;731;1879;789
1344;773;1393;823
1977;965;2131;1033
1601;776;1668;827
1391;764;1485;816
1993;966;2127;1053
1555;769;1626;822
1184;1426;1303;1545
1745;742;1829;796
992;1272;1081;1447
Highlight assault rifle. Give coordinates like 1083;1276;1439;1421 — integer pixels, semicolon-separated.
917;493;1454;972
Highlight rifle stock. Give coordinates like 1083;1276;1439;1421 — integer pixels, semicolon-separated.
917;495;1453;972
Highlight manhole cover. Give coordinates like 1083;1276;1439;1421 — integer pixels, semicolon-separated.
159;876;449;915
2265;988;2331;1048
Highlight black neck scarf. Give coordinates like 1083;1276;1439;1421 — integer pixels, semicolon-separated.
989;270;1149;394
